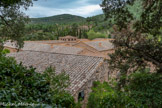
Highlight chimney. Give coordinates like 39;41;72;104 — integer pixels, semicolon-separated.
99;42;102;47
50;44;54;48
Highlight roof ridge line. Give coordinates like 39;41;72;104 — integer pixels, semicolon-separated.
22;50;104;59
73;41;99;52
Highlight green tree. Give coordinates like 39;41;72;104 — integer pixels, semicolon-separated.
101;0;162;88
87;30;106;40
1;49;10;54
88;71;162;108
0;1;77;107
87;0;162;107
0;54;75;107
71;23;78;37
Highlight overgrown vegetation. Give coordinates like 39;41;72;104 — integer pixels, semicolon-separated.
101;0;162;82
0;53;76;107
0;1;78;108
87;0;162;107
88;71;162;108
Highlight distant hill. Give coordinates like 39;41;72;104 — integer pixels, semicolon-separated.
88;14;105;22
30;14;86;24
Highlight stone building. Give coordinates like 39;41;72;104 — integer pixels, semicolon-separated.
59;35;78;42
72;39;115;58
4;41;84;55
8;51;110;107
72;41;105;57
22;42;84;55
4;38;115;107
84;39;115;58
85;40;114;52
4;38;115;58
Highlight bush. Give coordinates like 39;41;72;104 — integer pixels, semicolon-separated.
88;72;162;108
0;55;50;104
2;49;10;54
0;54;76;107
52;92;75;108
87;81;118;108
127;72;162;107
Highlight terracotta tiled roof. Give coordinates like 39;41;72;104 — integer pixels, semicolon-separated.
25;40;64;44
22;43;51;52
4;41;83;54
4;40;64;48
23;43;83;54
51;45;83;54
85;40;114;51
8;51;104;95
93;38;106;40
78;39;90;42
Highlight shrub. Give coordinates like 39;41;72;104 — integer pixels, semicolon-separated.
88;72;162;108
0;54;76;107
87;81;117;108
2;49;10;54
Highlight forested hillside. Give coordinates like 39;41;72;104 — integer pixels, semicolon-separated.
25;0;143;41
23;13;112;41
31;14;86;24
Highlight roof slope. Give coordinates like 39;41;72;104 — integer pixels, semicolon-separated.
25;40;64;44
22;43;51;52
4;41;83;55
51;45;83;54
85;40;114;51
8;51;104;94
23;43;83;54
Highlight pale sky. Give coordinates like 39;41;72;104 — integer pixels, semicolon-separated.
25;0;103;18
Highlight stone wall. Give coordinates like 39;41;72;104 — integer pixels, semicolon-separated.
73;60;109;108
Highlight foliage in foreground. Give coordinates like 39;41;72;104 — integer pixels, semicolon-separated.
101;0;162;89
0;54;76;107
88;71;162;108
88;0;162;107
0;0;32;49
